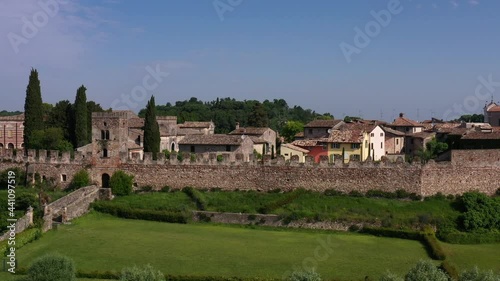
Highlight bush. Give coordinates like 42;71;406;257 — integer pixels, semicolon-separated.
161;186;171;193
141;185;154;192
379;271;404;281
459;266;500;281
0;167;26;189
348;190;363;197
69;169;90;190
366;190;397;199
26;254;76;281
120;264;165;281
177;153;184;162
92;202;189;224
216;155;224;162
17;192;38;210
437;230;500;244
110;170;134;196
458;192;500;232
404;260;448;281
287;269;322;281
324;189;344;196
190;153;197;162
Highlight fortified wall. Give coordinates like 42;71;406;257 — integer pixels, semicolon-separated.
0;149;499;196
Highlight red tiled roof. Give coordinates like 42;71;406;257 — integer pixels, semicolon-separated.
229;127;270;135
461;131;500;140
326;129;364;144
291;139;323;147
487;105;500;112
390;116;424;127
281;143;310;153
304;119;343;128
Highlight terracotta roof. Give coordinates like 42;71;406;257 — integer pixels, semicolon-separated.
326;129;364;143
291;139;323;147
339;122;376;132
409;132;435;139
229;127;270;135
461;131;500;140
487;105;500;112
390;115;424;127
0;113;24;121
381;126;405;136
304;119;343;128
439;127;469;136
281;143;310;153
127;141;143;150
179;134;250;145
177;128;207;136
178;121;213;128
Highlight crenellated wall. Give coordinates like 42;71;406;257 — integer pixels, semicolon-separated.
0;149;499;196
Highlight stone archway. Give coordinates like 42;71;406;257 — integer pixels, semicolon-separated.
8;143;14;149
101;173;110;188
171;142;175;151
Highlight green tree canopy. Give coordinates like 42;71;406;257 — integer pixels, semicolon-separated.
74;85;88;148
24;68;44;151
281;121;304;142
143;96;161;160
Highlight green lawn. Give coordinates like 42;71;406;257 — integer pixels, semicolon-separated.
15;212;430;281
441;242;500;273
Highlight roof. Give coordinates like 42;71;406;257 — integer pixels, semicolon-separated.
248;136;268;144
229;127;270;135
304;119;343;128
281;143;310;153
178;121;213;128
390;115;424;127
127;141;143;150
326;129;364;144
178;134;251;146
381;126;405;136
409;131;435;139
0;113;24;121
338;122;377;132
461;131;500;140
291;139;323;147
177;128;207;136
128;118;144;128
487;105;500;112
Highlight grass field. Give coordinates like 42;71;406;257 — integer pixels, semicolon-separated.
441;242;500;273
14;212;430;280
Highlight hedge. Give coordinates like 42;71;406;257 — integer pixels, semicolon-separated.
437;230;500;244
258;189;306;214
0;228;42;256
92;202;189;224
360;227;446;261
182;187;207;211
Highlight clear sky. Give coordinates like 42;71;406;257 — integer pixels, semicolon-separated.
1;0;499;122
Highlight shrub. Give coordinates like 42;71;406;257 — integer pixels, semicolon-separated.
177;153;184;162
404;260;448;281
324;189;344;196
288;269;322;281
379;271;404;281
17;192;38;210
216;155;224;162
0;228;42;256
437;230;500;244
161;186;171;193
459;266;500;281
142;185;154;192
0;167;26;189
110;170;134;196
69;169;90;190
366;190;396;199
190;153;197;162
120;264;165;281
395;189;411;199
496;188;500;197
26;254;76;281
348;190;363;197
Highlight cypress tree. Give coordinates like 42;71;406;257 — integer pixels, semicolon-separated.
143;96;160;160
23;68;44;152
74;85;88;148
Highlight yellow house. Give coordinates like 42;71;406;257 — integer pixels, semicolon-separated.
326;128;370;163
280;143;310;163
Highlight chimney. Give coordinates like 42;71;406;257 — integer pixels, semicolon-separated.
235;122;240;130
399;113;404;118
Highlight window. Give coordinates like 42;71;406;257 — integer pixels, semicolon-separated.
410;139;414;144
351;143;360;149
322;144;328;150
102;149;108;158
61;174;67;182
406;127;410;132
285;153;289;156
352;154;360;161
371;143;373;149
380;133;383;137
331;143;340;149
308;129;313;134
105;130;110;140
104;122;107;127
190;146;195;153
101;130;105;140
371;133;374;137
226;145;231;152
365;140;368;148
7;131;12;138
396;139;399;145
380;142;383;149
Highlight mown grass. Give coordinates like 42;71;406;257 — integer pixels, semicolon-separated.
15;212;430;281
440;242;500;273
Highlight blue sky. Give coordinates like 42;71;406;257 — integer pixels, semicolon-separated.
1;0;500;121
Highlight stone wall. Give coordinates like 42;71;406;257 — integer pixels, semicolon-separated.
1;149;499;197
42;185;112;232
0;208;33;241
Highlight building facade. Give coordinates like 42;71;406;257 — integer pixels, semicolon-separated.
0;114;25;153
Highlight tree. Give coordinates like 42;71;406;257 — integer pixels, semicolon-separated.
74;85;88;148
47;100;72;141
404;260;448;281
87;101;104;143
30;128;73;152
416;138;448;163
69;169;91;190
248;102;269;127
26;254;76;281
460;266;500;281
110;170;134;196
24;68;44;152
143;96;161;160
120;265;165;281
281;121;304;143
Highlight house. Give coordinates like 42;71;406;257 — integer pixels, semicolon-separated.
406;131;436;155
325;128;366;163
228;123;277;155
382;126;405;156
387;113;424;135
0;114;24;152
303;119;344;139
159;118;215;152
280;143;309;163
484;101;500;127
178;134;254;156
291;139;328;163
